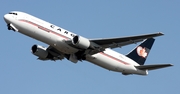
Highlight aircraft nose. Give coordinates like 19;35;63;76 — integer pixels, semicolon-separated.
4;14;10;23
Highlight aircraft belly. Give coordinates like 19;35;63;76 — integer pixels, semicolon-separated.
86;53;147;75
53;38;79;54
86;53;128;72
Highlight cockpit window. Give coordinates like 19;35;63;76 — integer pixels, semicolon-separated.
9;12;18;15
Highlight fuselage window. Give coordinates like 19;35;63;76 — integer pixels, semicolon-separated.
64;31;68;34
57;28;61;31
50;25;55;28
71;34;75;37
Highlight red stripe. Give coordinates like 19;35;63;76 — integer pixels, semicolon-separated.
100;52;130;65
20;20;37;26
19;19;69;39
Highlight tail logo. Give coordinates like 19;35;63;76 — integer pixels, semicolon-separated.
137;46;148;58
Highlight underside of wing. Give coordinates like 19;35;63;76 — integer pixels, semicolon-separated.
90;32;164;48
135;64;173;70
46;46;65;60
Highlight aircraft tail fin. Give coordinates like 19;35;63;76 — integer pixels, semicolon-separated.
135;64;173;70
126;38;155;65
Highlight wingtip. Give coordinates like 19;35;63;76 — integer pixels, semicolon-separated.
164;64;173;67
157;32;164;35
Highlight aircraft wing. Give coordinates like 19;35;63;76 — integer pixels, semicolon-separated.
90;32;164;48
135;64;173;70
65;32;163;55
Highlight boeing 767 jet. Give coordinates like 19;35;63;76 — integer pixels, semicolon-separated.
4;11;172;75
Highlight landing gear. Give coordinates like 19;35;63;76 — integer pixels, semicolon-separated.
75;50;86;60
7;23;17;31
7;24;12;30
65;51;87;63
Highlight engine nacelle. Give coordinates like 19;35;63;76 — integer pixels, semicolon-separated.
72;35;90;49
31;45;49;60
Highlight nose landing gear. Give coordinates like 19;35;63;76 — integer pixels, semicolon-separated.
7;23;18;32
7;24;13;30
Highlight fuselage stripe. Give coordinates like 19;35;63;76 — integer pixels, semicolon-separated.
100;52;130;65
19;19;69;39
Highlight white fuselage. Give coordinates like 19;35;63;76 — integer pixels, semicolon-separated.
4;11;147;75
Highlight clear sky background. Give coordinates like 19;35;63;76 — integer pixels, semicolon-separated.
0;1;179;94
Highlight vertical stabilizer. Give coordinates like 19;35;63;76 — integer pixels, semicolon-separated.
126;38;155;65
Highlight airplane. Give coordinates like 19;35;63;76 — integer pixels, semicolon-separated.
3;11;172;75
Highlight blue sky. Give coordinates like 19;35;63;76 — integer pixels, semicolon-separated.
0;1;179;94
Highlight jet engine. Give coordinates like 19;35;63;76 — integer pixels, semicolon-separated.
31;45;52;60
72;35;91;49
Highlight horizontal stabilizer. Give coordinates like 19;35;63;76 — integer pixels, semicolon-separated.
135;64;173;70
